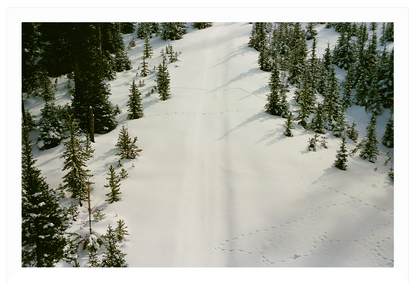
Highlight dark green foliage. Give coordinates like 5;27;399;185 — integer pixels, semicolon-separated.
310;103;326;134
320;136;328;149
382;115;394;148
307;134;319;152
287;23;307;86
334;136;348;170
332;112;348;138
120;168;129;179
165;44;179;63
115;219;129;242
22;23;41;94
61;115;92;204
100;225;128;267
137;22;159;39
359;114;379;163
332;26;355;70
114;49;132;72
39;72;55;101
105;165;122;203
115;125;142;160
347;121;359;143
284;111;294;137
119;22;136;34
294;71;316;129
156;58;171;101
248;22;269;52
264;68;289;117
37;102;64;150
192;22;213;30
22;129;68;267
388;167;394;182
127;80;144;120
322;66;342;130
143;37;153;59
308;37;319;94
384;22;394;42
160;22;187;41
305;22;317;40
140;57;149;77
377;47;394;110
22;109;37;132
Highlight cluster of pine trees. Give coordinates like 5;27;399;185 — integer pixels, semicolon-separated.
253;22;393;174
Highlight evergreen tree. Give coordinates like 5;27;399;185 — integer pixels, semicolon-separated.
317;43;332;95
334;136;348;170
377;47;394;110
382;114;394;148
100;225;128;267
248;22;269;52
332;111;348;138
310;103;326;134
160;22;187;41
156;58;171;101
384;22;394;42
115;125;142;160
114;49;132;72
127;80;144;120
119;22;136;34
22;128;68;267
37;101;64;150
61;115;92;205
192;22;213;30
341;68;354;108
264;67;289;117
287;22;307;86
347;121;359;143
139;57;149;77
137;22;152;39
322;65;342;130
359;114;379;163
308;37;319;94
284;111;294;137
105;165;122;203
307;134;319;152
305;22;317;40
39;71;55;101
22;22;41;95
294;71;315;129
115;219;129;242
143;37;153;59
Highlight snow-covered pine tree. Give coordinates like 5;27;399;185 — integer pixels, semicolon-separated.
105;165;122;203
347;121;359;143
143;37;153;59
334;136;348;170
137;22;152;39
307;134;319;152
287;22;307;87
140;56;149;77
305;22;317;40
156;58;171;101
160;22;187;41
359;114;379;163
22;128;68;267
39;71;55;102
377;47;394;110
382;114;394;148
384;22;394;42
192;22;213;30
100;225;128;267
294;70;316;129
61;115;92;205
264;67;289;117
322;65;342;130
37;101;64;150
127;80;144;120
115;125;142;160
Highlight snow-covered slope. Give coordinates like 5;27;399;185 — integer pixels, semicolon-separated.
29;22;393;267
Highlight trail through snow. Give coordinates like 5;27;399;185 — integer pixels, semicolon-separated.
31;22;393;267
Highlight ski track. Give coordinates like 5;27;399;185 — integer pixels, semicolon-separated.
37;23;393;267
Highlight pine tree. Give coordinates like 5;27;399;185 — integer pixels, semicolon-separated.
305;22;317;40
137;22;152;39
310;103;326;134
359;114;379;163
384;22;394;42
308;37;319;94
39;71;55;102
382;114;394;148
160;22;187;41
156;58;171;101
284;111;294;137
294;71;316;129
332;111;348;138
100;225;128;267
139;56;149;77
334;136;348;170
105;165;122;203
115;219;129;242
264;67;289;117
115;125;142;160
37;101;64;150
22;128;68;267
377;47;394;110
143;37;153;59
322;65;342;130
127;80;144;120
347;121;359;143
307;134;319;152
61;115;92;205
287;22;307;86
192;22;213;30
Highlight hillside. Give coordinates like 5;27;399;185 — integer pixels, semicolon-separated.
26;22;394;267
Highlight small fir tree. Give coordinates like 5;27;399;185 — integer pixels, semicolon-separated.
143;37;153;59
284;111;294;137
139;57;149;77
120;168;129;179
115;219;129;242
115;125;142;159
37;102;64;150
334;136;348;170
307;134;319;152
264;67;289;117
127;80;144;120
156;58;171;101
359;114;379;163
310;103;326;134
347;121;359;143
104;165;122;203
382;115;394;148
61;116;92;205
100;225;128;267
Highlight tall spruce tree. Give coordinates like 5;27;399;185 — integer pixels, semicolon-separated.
143;37;153;59
382;114;394;148
287;22;307;86
127;80;144;120
61;115;92;205
359;114;379;163
156;58;171;101
22;128;68;267
293;70;316;129
37;101;64;150
310;103;326;134
100;225;128;267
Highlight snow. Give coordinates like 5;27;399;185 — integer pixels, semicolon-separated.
26;22;394;268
